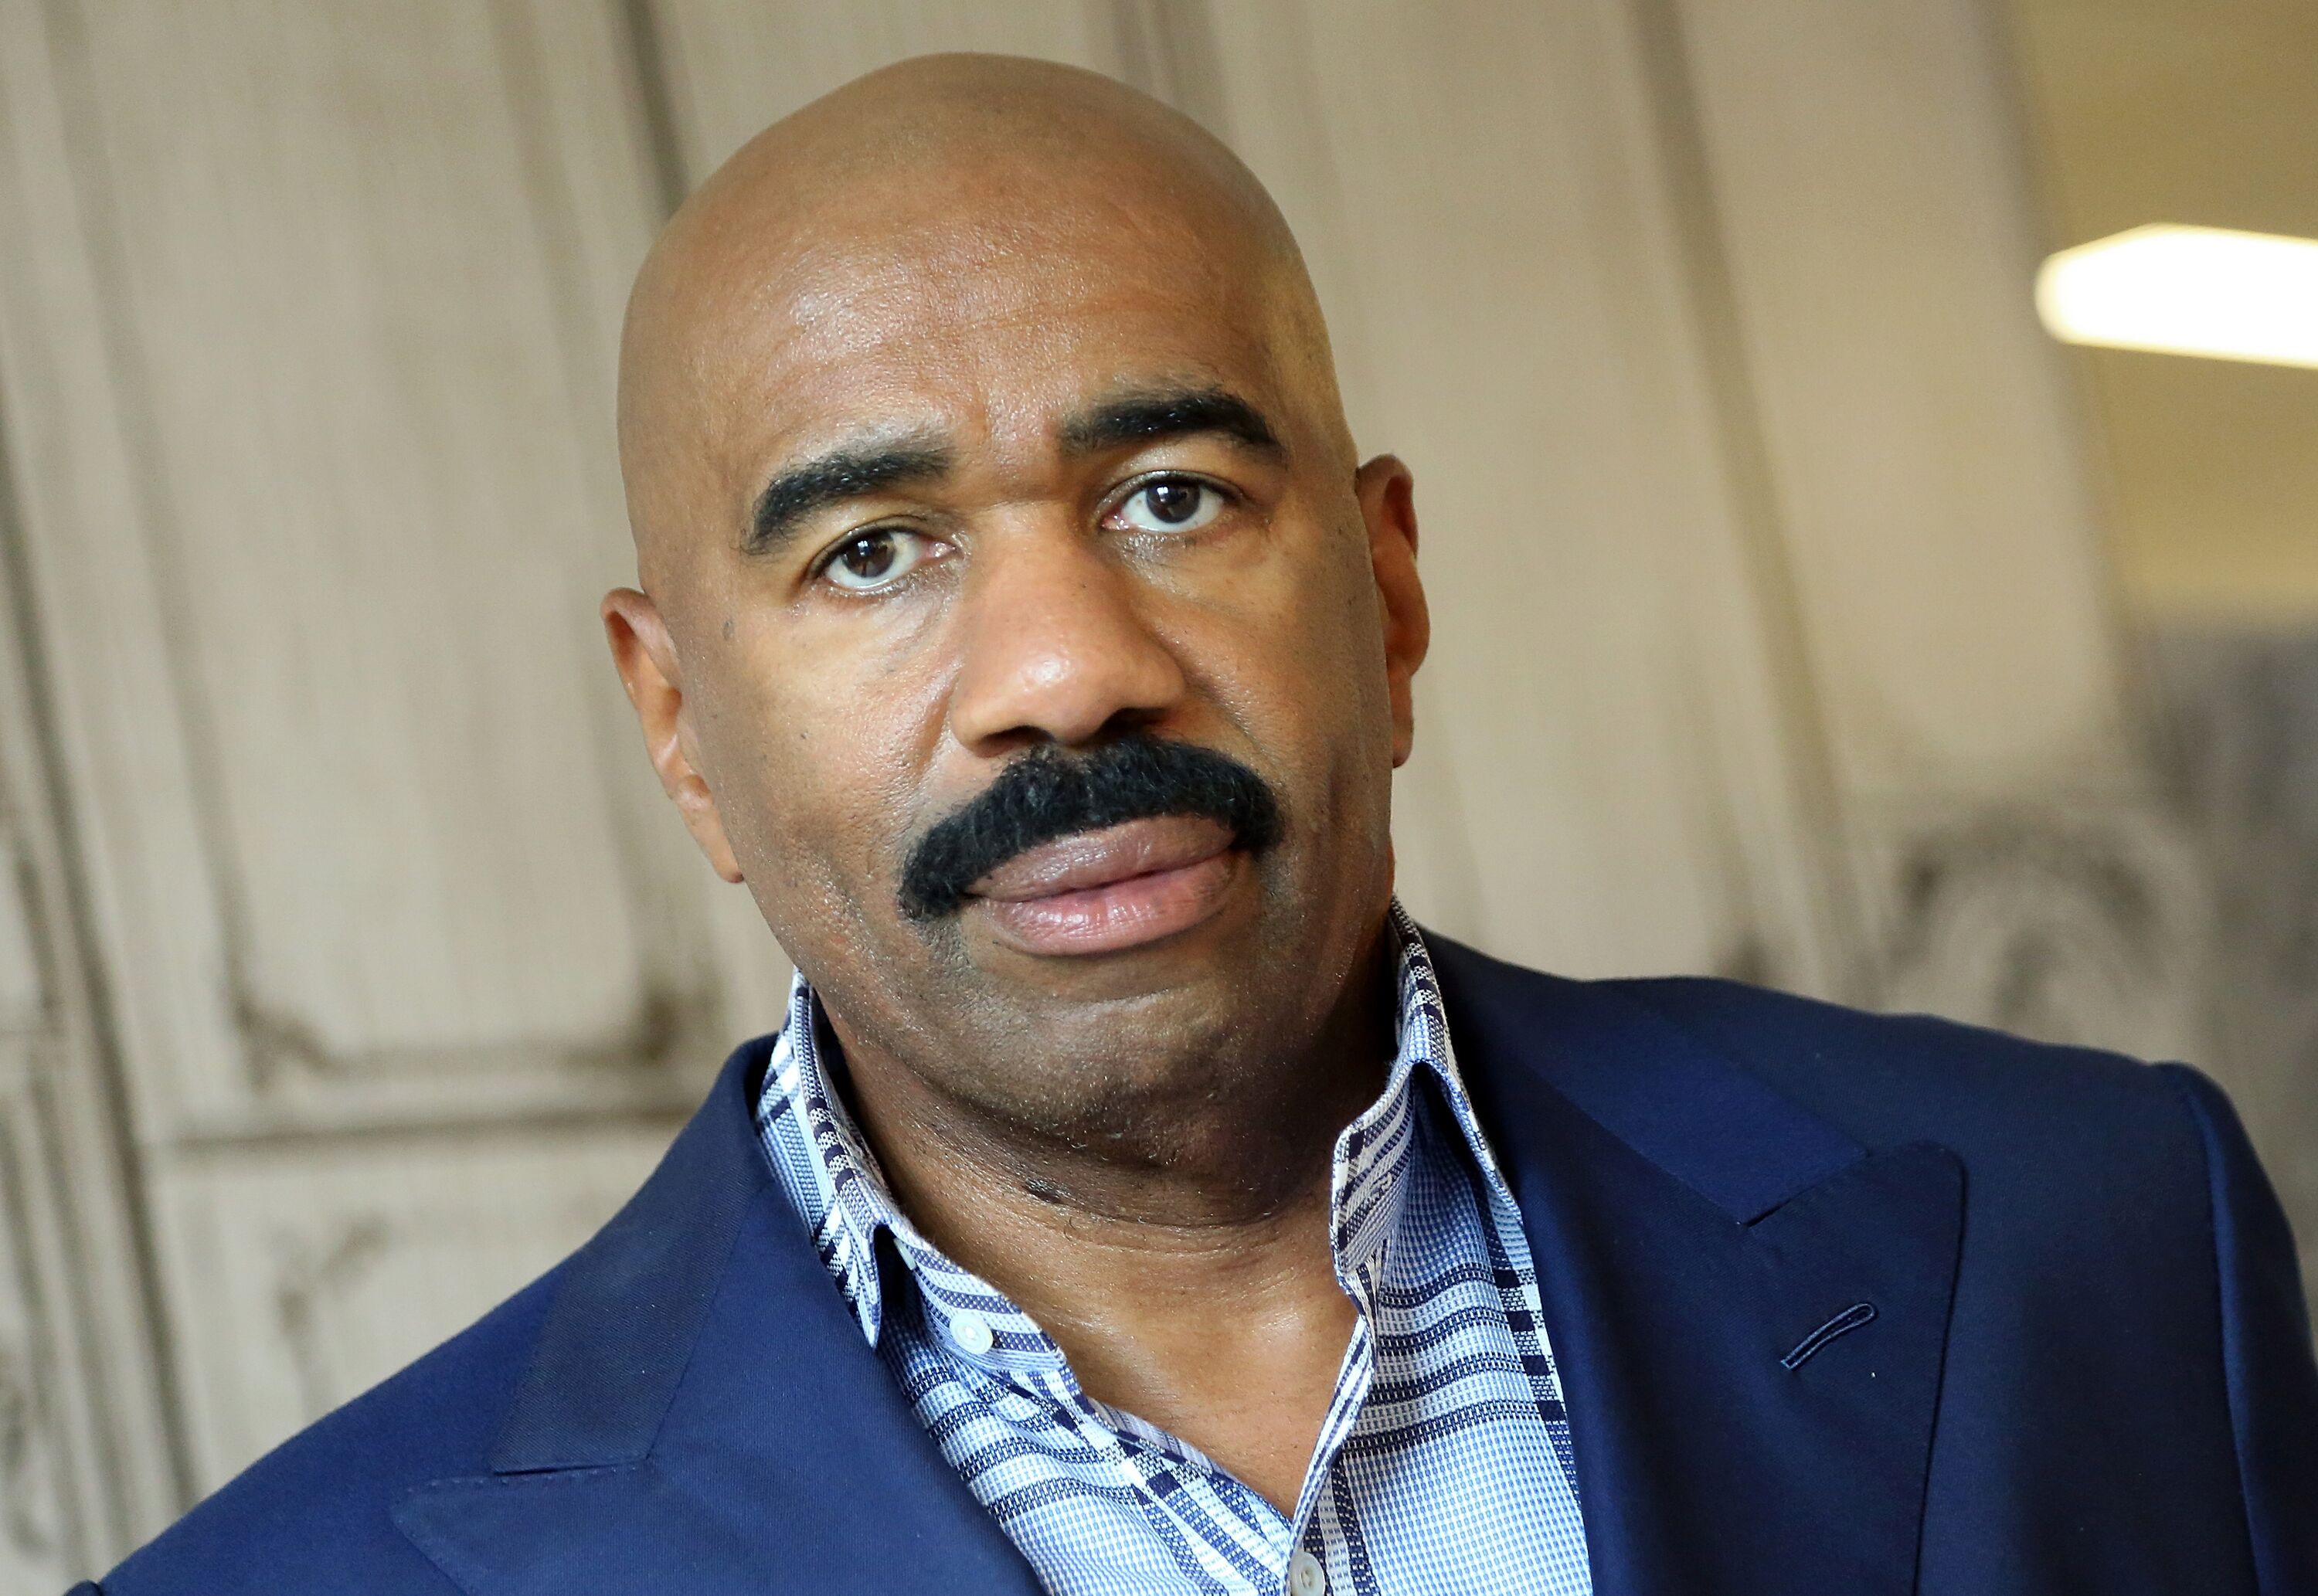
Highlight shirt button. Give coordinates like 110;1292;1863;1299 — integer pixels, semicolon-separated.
1289;1550;1326;1596
949;1310;995;1355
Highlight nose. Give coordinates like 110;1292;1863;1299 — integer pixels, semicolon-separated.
947;518;1188;755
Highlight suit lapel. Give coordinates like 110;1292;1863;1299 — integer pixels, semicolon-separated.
393;1037;1042;1596
1432;937;1963;1596
399;938;1960;1596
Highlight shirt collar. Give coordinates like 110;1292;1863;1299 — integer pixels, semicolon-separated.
751;899;1518;1357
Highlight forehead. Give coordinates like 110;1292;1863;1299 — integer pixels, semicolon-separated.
702;199;1289;472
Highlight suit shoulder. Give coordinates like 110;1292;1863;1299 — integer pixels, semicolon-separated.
1594;970;2208;1190
1430;929;2177;1109
1432;928;2200;1166
1604;970;2171;1097
99;1264;563;1595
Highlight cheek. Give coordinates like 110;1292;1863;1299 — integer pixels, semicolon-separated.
707;632;947;916
1166;524;1395;817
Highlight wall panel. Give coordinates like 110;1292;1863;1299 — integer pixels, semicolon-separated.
0;15;185;1532
0;0;786;1542
35;0;757;1133
151;1126;668;1488
1671;0;2206;1058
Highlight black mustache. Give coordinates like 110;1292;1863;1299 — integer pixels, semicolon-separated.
898;735;1283;921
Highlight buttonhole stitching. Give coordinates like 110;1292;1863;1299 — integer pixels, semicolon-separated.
1780;1300;1878;1370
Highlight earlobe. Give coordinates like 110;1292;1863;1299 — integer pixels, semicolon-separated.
600;589;746;884
1354;456;1429;769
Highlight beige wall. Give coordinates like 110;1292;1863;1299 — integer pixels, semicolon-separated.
0;1;2298;1580
2007;0;2318;1367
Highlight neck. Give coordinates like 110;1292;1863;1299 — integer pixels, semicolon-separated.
821;924;1399;1509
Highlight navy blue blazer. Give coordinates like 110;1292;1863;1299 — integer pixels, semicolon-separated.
80;936;2318;1594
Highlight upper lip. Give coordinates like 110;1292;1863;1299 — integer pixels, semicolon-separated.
968;815;1235;902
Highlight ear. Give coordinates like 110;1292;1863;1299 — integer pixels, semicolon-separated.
601;588;745;883
1354;455;1428;768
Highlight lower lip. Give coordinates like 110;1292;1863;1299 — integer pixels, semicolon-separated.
971;849;1244;956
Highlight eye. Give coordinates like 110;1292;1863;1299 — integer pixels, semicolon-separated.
819;528;938;593
1111;477;1224;534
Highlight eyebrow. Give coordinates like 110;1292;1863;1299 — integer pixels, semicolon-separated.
746;436;952;558
743;387;1281;559
1058;385;1284;460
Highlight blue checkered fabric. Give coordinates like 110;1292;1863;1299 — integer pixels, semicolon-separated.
754;903;1592;1595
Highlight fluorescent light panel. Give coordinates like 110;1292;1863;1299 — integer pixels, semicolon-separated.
2036;224;2318;370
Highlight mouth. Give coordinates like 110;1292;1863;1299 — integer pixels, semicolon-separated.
966;814;1246;956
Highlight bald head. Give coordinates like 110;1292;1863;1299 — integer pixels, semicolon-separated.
617;53;1345;579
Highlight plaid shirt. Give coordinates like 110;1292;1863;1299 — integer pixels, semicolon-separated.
754;904;1592;1595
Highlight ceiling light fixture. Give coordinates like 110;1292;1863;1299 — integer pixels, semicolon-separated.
2036;224;2318;370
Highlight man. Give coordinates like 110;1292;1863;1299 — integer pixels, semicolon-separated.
80;53;2316;1596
